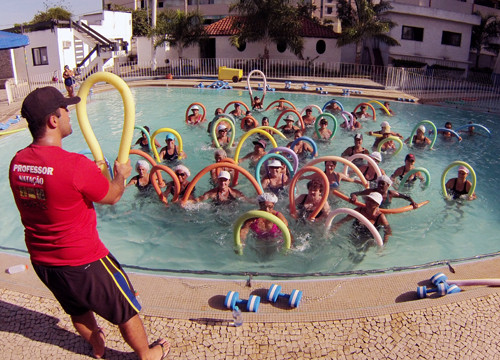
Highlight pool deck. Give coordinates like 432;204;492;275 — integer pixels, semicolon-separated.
1;79;499;359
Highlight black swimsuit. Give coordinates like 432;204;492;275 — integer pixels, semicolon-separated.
298;195;323;218
134;176;152;192
450;178;469;199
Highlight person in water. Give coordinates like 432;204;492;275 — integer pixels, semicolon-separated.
163;164;195;203
333;192;392;244
368;121;403;139
390;153;424;185
287;129;315;159
372;130;396;152
405;125;431;147
302;108;316;126
279;115;300;137
350;175;418;209
355;104;372;120
341;133;369;167
210;148;235;184
187;105;203;124
438;121;462;141
261;159;290;195
340;113;362;130
324;100;342;113
354;151;386;185
381;101;395;115
239;139;267;166
230;103;243;118
159;133;186;162
126;160;164;193
295;180;331;221
133;126;161;153
313;118;333;140
194;171;249;205
242;115;258;132
304;160;354;190
445;165;476;200
252;96;264;110
239;192;289;244
213;124;232;148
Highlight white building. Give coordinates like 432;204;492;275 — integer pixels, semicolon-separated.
7;10;132;82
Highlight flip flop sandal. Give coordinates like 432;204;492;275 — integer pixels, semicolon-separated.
151;338;170;359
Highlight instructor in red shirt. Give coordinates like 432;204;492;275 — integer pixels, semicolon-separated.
9;87;169;360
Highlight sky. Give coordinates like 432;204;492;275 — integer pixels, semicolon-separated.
0;0;103;29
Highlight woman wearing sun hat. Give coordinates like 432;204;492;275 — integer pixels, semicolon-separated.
261;159;290;195
445;165;476;200
279;115;300;136
213;124;232;148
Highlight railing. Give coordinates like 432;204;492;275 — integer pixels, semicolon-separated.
4;58;500;113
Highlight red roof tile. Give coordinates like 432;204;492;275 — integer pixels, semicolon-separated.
204;16;338;38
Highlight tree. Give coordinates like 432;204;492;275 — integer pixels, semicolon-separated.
30;6;72;23
228;0;304;59
471;11;500;69
336;0;399;64
133;9;152;37
152;9;206;59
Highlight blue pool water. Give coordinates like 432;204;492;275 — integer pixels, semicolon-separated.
1;86;499;278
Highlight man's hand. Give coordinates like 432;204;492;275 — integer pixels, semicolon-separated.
114;159;132;180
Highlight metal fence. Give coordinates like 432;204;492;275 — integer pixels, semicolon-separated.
5;58;500;113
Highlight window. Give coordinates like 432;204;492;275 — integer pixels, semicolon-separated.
277;41;287;53
32;47;48;66
401;26;424;41
442;31;461;47
158;1;164;7
316;40;326;54
326;7;333;14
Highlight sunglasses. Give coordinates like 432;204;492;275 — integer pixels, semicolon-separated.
176;172;186;177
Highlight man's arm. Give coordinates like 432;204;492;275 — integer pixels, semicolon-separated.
390;190;418;208
98;160;132;205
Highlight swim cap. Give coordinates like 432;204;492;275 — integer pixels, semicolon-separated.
458;165;469;174
165;133;175;141
377;174;393;186
418;125;426;133
370;152;382;162
365;192;383;205
174;164;190;177
136;160;150;172
257;192;278;203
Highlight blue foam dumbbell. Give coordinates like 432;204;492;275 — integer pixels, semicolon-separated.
266;284;303;308
430;272;449;285
224;291;260;312
416;282;449;298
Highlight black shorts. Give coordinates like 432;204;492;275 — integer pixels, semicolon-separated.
33;254;141;325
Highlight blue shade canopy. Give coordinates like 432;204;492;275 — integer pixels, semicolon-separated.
0;30;29;49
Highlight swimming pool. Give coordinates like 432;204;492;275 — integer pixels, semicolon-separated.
2;85;499;278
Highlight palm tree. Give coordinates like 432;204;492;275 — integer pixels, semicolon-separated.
336;0;399;65
228;0;304;59
152;9;206;59
471;11;500;70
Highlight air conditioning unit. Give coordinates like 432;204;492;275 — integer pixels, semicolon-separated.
62;41;72;49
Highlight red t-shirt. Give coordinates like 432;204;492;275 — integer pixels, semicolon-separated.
9;145;110;266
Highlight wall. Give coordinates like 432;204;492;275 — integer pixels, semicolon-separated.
383;12;477;68
14;29;61;78
81;11;133;51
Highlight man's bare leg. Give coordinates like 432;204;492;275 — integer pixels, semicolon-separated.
71;311;106;358
119;314;168;360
